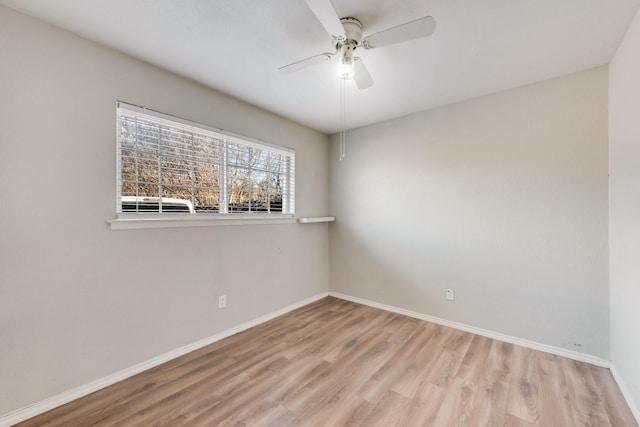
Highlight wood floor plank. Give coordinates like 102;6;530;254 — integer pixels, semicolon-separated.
108;365;252;426
358;322;446;403
505;346;541;424
302;395;373;427
424;378;476;427
282;328;393;415
504;413;536;427
534;352;577;427
15;297;639;427
397;380;448;426
237;403;297;427
359;390;411;427
424;329;474;388
177;371;284;427
455;334;494;382
591;365;639;426
457;337;514;426
389;325;442;398
561;357;612;427
358;323;432;399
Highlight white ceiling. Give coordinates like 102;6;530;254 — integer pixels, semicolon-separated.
2;0;639;134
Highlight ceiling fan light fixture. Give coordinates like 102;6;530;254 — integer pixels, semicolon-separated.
340;56;355;80
339;43;355;80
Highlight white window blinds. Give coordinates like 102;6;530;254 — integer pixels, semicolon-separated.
117;103;295;216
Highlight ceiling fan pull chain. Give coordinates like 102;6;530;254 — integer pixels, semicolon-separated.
340;78;346;161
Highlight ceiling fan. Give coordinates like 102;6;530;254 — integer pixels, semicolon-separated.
279;0;437;90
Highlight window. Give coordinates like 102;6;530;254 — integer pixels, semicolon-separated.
116;103;295;218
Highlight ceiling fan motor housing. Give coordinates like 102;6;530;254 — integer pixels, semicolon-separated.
339;17;363;49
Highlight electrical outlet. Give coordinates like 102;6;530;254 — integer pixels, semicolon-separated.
446;289;455;301
218;295;227;309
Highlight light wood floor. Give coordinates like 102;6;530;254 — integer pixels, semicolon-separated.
17;297;637;426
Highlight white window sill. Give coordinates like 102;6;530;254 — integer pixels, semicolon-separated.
107;214;297;230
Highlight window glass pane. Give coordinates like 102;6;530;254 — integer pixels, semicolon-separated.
250;169;267;188
194;188;220;213
121;153;137;183
121;181;137;199
161;185;192;203
253;149;269;171
137;183;158;198
193;161;219;187
117;105;294;215
228;144;250;167
136;150;159;182
161;156;192;187
137;122;160;146
269;194;283;212
228;165;249;193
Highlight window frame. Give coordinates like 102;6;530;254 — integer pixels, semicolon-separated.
111;102;296;229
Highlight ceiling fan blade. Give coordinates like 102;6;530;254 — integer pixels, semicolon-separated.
305;0;346;38
278;52;334;73
353;57;374;90
362;16;436;49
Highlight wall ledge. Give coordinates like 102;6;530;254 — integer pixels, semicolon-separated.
297;216;335;223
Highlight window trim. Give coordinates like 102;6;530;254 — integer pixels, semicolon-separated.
112;102;295;229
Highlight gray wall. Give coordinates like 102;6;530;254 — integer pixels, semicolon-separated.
0;6;329;416
329;67;610;358
609;7;640;415
4;1;636;419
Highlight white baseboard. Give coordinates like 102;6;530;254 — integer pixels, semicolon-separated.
329;292;611;368
610;364;640;424
0;292;329;427
3;291;622;426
